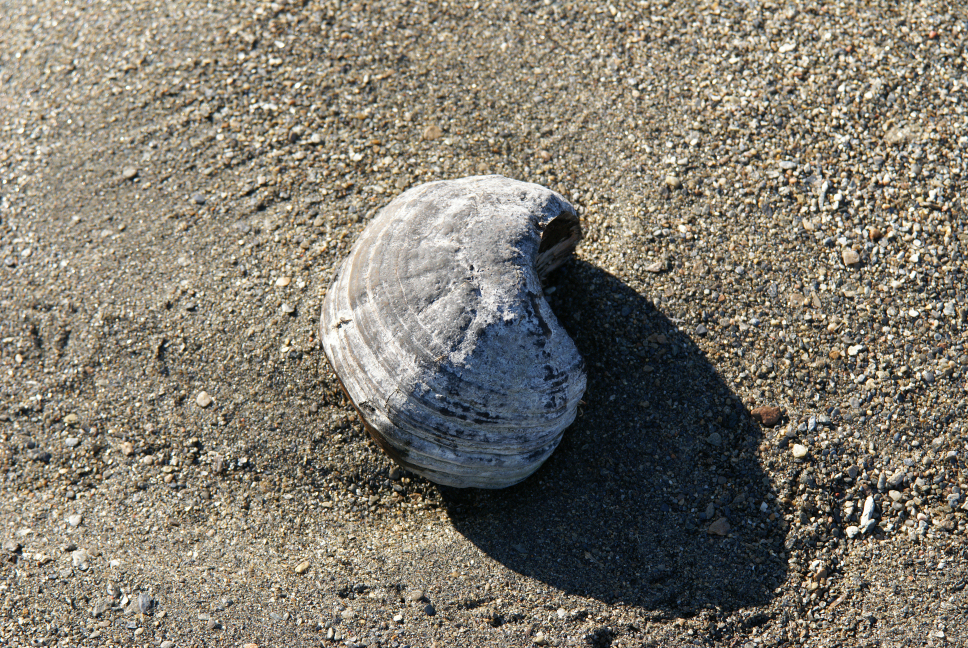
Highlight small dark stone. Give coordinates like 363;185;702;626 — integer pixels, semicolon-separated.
751;406;783;427
26;449;51;463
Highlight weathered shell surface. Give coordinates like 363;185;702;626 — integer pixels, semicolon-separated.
320;176;586;488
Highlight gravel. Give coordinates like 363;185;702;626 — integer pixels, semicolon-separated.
1;0;967;646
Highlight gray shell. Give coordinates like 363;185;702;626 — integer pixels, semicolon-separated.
320;176;586;488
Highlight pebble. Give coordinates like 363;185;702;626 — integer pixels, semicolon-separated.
68;514;83;527
275;276;291;288
191;193;207;205
294;560;311;574
405;588;425;603
706;432;722;446
423;603;436;616
751;405;782;427
26;449;51;463
860;496;878;534
841;248;860;266
122;166;139;180
91;598;110;618
71;548;89;567
2;539;21;553
707;517;730;536
280;302;295;315
886;468;907;489
845;526;860;539
65;437;80;448
422;124;443;140
138;592;155;614
195;391;213;408
791;444;809;460
664;175;682;190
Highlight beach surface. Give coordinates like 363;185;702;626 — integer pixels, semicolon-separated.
1;1;966;646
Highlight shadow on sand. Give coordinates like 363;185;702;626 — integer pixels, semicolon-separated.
439;260;788;615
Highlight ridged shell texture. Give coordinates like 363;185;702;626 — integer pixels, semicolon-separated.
320;176;586;488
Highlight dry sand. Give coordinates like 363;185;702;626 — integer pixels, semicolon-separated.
1;1;967;646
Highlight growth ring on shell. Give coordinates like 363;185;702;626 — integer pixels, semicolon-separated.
320;176;586;488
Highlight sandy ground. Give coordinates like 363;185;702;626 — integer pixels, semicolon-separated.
1;1;967;646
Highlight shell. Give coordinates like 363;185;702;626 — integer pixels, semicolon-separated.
320;175;586;488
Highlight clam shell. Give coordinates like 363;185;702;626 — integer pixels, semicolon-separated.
320;175;586;488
